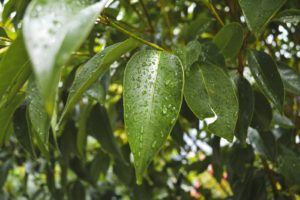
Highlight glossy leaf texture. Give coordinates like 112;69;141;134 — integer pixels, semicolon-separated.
274;9;300;24
23;0;109;114
247;50;284;112
0;34;31;105
184;63;238;141
213;22;244;59
185;40;202;69
239;0;287;34
277;62;300;95
234;77;254;145
123;50;184;184
27;78;51;152
60;38;141;124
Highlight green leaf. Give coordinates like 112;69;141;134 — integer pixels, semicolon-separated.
23;0;109;114
213;22;244;59
251;91;272;131
27;78;50;147
235;77;254;145
77;103;92;158
248;128;277;161
239;0;287;34
0;92;25;145
181;13;213;42
87;104;125;162
13;104;35;155
87;150;110;184
277;146;300;187
185;40;202;69
247;50;284;112
0;34;31;103
272;112;294;129
274;9;300;24
277;62;300;95
123;50;184;184
198;42;225;68
68;180;86;200
0;159;12;189
184;63;238;141
60;38;141;124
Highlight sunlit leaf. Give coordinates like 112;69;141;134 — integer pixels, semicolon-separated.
124;50;184;184
239;0;287;34
23;0;109;114
184;63;238;141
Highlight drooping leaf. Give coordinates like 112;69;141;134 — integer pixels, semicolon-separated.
13;104;35;155
274;9;300;24
248;128;277;161
87;104;124;162
184;63;238;141
60;38;141;124
0;92;25;145
68;180;86;200
235;77;254;145
123;50;184;184
23;0;109;114
0;34;31;103
27;78;50;148
247;50;284;112
213;22;244;59
239;0;287;34
277;62;300;95
251;91;272;131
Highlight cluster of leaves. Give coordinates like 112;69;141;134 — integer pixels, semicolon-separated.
0;0;300;199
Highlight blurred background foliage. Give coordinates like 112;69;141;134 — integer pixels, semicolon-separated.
0;0;300;199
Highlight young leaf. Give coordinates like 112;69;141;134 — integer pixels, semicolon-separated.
184;63;238;141
213;22;244;59
123;50;184;184
274;9;300;24
0;34;31;103
277;62;300;95
0;92;25;145
239;0;287;34
23;0;109;114
87;104;125;162
60;38;141;124
247;50;284;112
235;77;254;145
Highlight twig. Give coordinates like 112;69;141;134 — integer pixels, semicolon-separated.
99;15;167;52
139;0;154;33
202;0;224;27
260;157;279;199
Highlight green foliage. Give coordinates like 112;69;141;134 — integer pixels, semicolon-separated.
0;0;300;199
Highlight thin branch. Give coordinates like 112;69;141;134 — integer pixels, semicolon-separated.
99;16;167;52
260;157;279;199
202;0;225;27
139;0;154;33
